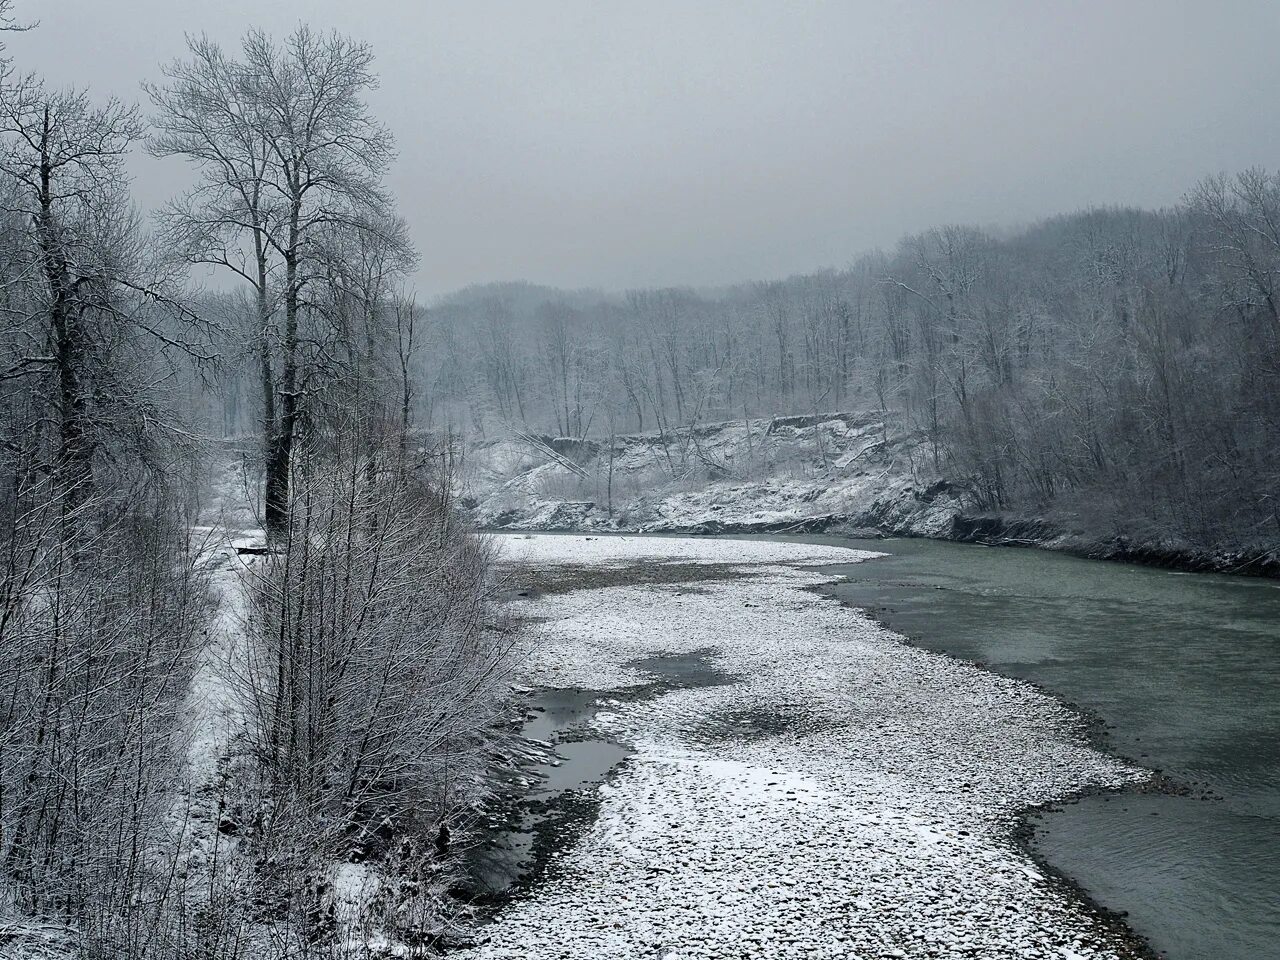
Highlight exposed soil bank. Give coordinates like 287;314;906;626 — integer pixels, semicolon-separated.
483;502;1280;580
928;509;1279;579
463;411;1278;579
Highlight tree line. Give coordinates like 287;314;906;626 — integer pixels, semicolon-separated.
392;194;1280;554
0;7;507;956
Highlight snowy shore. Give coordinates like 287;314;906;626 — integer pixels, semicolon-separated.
461;413;1279;578
459;534;1151;959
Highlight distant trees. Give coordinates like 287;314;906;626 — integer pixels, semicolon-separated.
1190;170;1280;355
419;196;1280;554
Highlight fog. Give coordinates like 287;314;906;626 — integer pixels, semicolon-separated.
12;0;1280;293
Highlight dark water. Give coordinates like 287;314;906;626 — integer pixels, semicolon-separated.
769;534;1280;960
462;649;736;903
462;687;630;902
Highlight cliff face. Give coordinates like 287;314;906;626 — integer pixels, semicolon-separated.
459;411;1279;578
464;411;948;533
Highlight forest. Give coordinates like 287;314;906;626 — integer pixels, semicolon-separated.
396;198;1279;555
0;8;509;956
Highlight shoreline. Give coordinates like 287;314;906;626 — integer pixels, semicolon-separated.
464;412;1277;583
457;534;1155;959
810;581;1166;960
477;516;1280;581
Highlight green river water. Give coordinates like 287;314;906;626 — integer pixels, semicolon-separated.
777;534;1280;960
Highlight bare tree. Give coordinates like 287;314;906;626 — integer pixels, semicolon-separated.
0;76;146;509
0;41;211;955
148;34;280;477
151;26;397;538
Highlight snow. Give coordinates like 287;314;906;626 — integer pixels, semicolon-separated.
494;531;881;568
185;525;260;787
184;460;267;787
459;534;1148;959
0;920;77;960
466;412;963;538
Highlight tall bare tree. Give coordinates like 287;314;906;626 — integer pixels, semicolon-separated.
151;26;397;537
0;77;146;510
0;25;211;952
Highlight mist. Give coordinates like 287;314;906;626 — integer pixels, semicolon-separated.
2;4;1279;958
13;0;1280;294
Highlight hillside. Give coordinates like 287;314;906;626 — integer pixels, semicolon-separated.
459;411;1279;577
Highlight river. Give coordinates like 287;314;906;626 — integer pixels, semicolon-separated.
770;533;1280;960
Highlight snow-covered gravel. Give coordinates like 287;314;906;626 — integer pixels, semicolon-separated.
460;534;1149;960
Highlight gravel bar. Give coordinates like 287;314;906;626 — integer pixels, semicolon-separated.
460;534;1149;960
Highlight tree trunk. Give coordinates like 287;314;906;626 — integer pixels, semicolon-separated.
265;194;301;539
36;107;92;517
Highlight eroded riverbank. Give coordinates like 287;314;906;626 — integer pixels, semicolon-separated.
454;534;1153;959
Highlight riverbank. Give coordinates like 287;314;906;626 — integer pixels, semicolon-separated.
457;533;1152;959
460;413;1279;579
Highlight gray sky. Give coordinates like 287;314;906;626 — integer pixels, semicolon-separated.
11;1;1280;295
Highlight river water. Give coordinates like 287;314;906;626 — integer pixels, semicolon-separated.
773;534;1280;960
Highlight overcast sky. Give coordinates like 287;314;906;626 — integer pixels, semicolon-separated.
10;1;1280;295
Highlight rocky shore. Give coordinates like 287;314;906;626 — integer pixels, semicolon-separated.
456;534;1153;959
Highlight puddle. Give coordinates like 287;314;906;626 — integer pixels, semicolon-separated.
630;648;737;688
453;648;739;923
456;687;625;906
